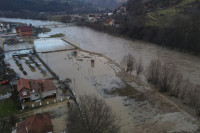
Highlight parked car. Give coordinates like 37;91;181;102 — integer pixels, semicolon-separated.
0;79;9;85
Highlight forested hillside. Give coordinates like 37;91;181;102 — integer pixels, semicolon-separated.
80;0;128;9
116;0;200;54
0;0;98;13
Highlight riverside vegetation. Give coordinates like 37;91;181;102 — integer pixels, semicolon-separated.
121;53;200;117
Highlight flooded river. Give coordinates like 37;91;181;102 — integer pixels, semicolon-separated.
1;17;200;84
48;26;200;84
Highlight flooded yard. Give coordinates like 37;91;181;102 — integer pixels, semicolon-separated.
38;50;137;132
34;38;75;52
5;50;53;79
4;42;33;52
37;49;199;133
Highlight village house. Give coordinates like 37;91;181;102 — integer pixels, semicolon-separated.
0;22;11;32
16;26;33;37
17;78;57;102
116;6;127;15
108;12;113;16
12;113;53;133
88;14;97;22
104;19;115;26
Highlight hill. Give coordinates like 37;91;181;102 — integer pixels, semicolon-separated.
145;0;200;26
112;0;200;54
0;0;98;13
80;0;128;9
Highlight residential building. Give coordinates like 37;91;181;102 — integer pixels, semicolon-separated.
104;19;115;26
17;78;57;101
16;26;33;37
88;14;97;22
12;113;53;133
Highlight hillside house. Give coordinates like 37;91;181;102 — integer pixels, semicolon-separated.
104;19;115;26
12;113;53;133
16;26;33;37
88;14;97;22
17;78;57;102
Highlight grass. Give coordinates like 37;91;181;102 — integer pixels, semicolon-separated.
146;0;197;27
34;27;51;37
0;98;19;117
105;84;145;101
0;85;12;96
0;120;13;133
48;33;65;38
42;27;51;33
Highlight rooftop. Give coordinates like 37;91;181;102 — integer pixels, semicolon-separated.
16;113;53;133
16;26;32;32
17;78;56;93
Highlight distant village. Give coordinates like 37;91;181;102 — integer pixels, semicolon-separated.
85;5;126;26
0;20;74;133
67;5;127;27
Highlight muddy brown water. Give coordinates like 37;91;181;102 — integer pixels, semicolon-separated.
37;24;200;84
1;17;200;84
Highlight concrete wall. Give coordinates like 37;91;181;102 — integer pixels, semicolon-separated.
30;93;40;101
42;90;56;98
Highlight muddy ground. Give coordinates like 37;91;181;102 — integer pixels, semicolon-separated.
38;49;200;133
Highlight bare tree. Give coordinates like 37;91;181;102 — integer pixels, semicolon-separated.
195;85;200;116
121;54;136;74
67;104;86;133
158;62;177;92
146;59;162;85
136;57;144;76
184;84;200;106
67;95;120;133
169;73;183;97
179;79;190;99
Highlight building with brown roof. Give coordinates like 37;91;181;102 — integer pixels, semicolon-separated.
12;113;53;133
17;78;57;101
104;19;115;26
16;26;33;37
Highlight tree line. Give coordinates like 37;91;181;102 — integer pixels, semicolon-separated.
121;53;200;116
146;58;200;115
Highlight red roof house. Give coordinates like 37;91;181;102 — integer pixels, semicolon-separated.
16;26;33;37
15;113;53;133
104;19;114;26
17;78;57;101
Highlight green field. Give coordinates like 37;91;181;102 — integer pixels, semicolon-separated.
0;99;19;117
48;33;65;38
146;0;197;27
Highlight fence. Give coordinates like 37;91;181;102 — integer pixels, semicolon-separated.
0;93;12;100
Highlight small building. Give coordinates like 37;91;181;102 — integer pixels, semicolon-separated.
16;26;33;37
17;78;57;102
12;113;53;133
108;12;113;16
104;19;115;26
88;14;97;22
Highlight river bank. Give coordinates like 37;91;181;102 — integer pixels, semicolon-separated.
78;21;200;56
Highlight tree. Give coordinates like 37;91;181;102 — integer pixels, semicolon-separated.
158;62;177;92
67;95;120;133
169;72;183;97
61;16;72;23
136;57;144;76
121;54;136;74
146;59;162;85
